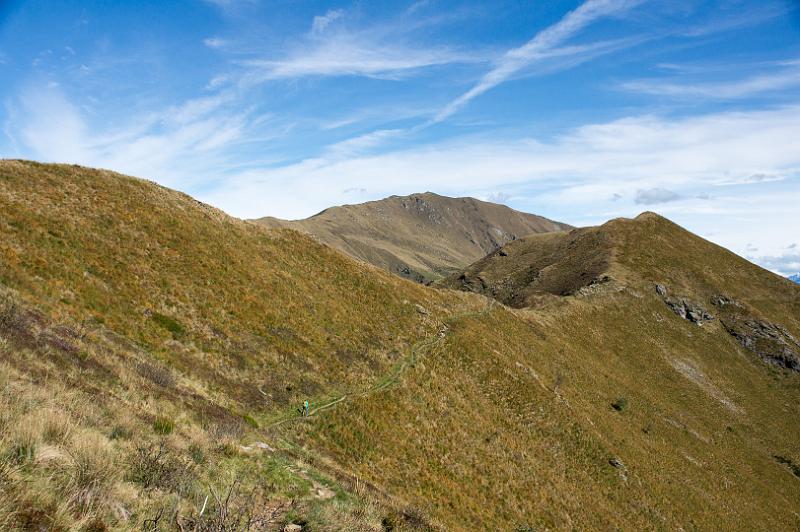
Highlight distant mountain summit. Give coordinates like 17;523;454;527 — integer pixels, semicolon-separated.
789;273;800;284
255;192;570;283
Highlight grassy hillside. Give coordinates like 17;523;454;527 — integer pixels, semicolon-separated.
0;160;465;530
256;192;569;283
1;160;799;530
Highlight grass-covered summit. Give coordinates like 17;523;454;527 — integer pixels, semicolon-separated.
257;192;569;283
1;160;799;530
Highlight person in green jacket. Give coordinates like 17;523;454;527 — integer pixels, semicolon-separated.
303;400;310;417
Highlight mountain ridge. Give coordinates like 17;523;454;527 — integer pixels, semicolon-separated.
255;191;571;283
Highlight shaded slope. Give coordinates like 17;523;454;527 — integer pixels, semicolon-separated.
440;212;800;318
438;224;614;305
256;192;570;283
1;161;799;530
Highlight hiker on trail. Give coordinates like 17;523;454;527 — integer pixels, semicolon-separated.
303;400;310;417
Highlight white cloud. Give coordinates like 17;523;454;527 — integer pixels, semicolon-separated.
242;37;473;82
621;63;800;99
7;84;253;189
17;86;90;162
486;191;511;204
197;104;800;273
201;105;800;220
713;173;786;186
635;188;681;205
754;253;800;276
237;7;480;83
311;9;344;36
203;37;227;49
432;0;642;122
325;129;404;158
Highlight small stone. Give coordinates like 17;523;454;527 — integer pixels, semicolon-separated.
283;525;302;532
655;284;667;297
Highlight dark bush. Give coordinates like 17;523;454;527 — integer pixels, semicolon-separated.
611;397;628;412
382;506;432;531
136;361;176;388
109;425;132;440
151;312;185;338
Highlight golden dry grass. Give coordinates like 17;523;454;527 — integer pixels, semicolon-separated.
1;160;799;530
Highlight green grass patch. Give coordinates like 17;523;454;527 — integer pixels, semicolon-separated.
152;417;175;435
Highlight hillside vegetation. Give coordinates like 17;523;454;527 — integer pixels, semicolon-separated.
257;192;569;283
1;160;799;530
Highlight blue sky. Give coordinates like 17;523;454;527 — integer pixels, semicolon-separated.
1;0;799;274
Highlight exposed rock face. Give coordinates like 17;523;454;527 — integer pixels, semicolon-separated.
721;316;800;372
655;284;714;325
711;295;800;373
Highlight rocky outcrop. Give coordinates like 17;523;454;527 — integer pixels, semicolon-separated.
710;295;800;373
720;316;800;372
655;284;714;325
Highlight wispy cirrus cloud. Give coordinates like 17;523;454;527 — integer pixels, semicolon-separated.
621;61;800;99
432;0;643;123
311;9;344;36
713;172;787;186
242;39;472;82
6;84;257;188
203;37;228;50
239;8;479;83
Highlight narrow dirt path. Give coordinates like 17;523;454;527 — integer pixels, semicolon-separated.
265;302;495;429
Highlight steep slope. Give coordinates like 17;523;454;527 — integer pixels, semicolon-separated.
2;161;800;531
256;192;570;283
0;160;458;529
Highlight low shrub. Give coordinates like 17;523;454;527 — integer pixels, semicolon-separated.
611;397;628;412
126;442;195;494
136;361;176;388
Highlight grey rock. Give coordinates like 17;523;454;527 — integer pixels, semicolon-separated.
711;294;740;307
655;283;667;297
721;316;800;372
663;297;713;325
609;457;626;469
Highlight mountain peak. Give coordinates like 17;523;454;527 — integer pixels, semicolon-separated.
255;192;570;283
